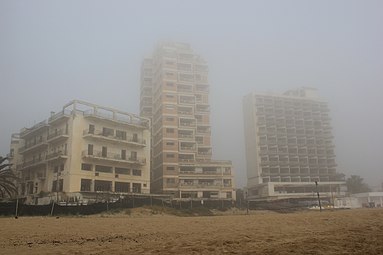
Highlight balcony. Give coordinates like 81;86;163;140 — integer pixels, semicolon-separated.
20;120;49;138
179;170;223;176
19;139;48;154
180;146;196;152
83;130;146;147
48;110;71;123
47;129;69;143
46;151;68;161
178;133;194;140
179;121;196;128
82;150;146;165
17;157;47;170
177;110;193;116
179;182;222;189
179;157;195;163
196;105;210;114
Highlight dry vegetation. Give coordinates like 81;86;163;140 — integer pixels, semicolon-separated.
1;208;382;254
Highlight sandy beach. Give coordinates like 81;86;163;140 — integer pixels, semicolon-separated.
1;208;382;254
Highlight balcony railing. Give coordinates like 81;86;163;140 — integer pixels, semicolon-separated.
46;151;68;160
17;157;46;170
20;120;49;138
179;183;223;188
82;150;146;165
47;129;69;141
178;134;194;139
19;139;48;154
179;170;224;175
179;122;196;127
83;130;146;146
179;158;195;162
48;109;71;123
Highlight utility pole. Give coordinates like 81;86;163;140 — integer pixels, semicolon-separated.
315;181;322;212
56;171;60;203
15;187;19;219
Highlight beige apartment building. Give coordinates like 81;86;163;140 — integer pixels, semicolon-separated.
140;42;235;200
9;100;150;203
243;88;346;201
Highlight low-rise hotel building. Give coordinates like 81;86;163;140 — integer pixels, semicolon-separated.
9;100;150;203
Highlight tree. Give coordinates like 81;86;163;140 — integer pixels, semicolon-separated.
346;175;371;194
0;156;18;198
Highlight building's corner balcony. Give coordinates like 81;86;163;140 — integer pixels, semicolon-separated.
47;129;69;143
48;110;71;123
46;151;68;161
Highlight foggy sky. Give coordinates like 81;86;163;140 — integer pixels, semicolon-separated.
1;0;382;189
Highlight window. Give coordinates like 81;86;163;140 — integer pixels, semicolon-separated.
116;130;126;140
166;153;175;158
88;144;93;155
121;150;126;160
132;133;138;142
102;127;114;137
60;164;64;171
81;163;92;171
166;142;175;146
132;169;142;176
115;167;130;175
80;179;91;191
52;179;63;192
89;124;95;134
166;128;174;133
132;183;141;193
167;166;175;171
102;146;107;157
130;151;137;160
94;180;112;192
95;165;112;173
115;182;130;193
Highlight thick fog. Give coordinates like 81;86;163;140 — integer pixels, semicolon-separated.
0;0;382;189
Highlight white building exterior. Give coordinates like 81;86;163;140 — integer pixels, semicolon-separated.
243;88;346;201
335;192;383;208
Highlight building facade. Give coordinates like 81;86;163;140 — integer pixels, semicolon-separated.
9;100;150;203
140;42;235;200
243;88;346;200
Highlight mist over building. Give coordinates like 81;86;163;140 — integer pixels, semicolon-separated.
243;87;347;201
8;100;151;204
140;42;236;200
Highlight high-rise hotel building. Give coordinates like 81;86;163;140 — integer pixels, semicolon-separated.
140;42;235;200
243;88;346;200
9;100;151;203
